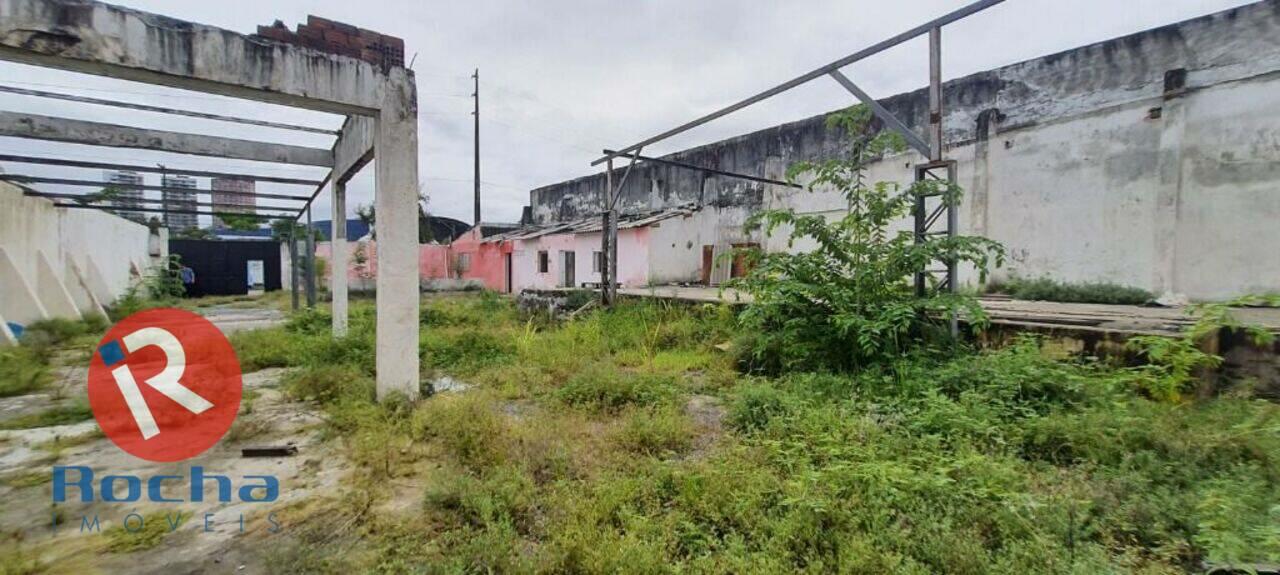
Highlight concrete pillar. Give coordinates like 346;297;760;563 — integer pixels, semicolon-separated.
373;69;421;401
1152;97;1188;296
331;181;349;337
0;313;15;345
35;250;82;320
0;246;49;327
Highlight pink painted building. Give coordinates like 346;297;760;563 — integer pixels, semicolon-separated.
314;223;519;293
490;206;704;292
312;208;726;294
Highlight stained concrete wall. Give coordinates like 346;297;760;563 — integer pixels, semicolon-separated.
0;181;158;329
527;0;1280;300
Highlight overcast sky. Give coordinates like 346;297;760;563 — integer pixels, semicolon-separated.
0;0;1256;227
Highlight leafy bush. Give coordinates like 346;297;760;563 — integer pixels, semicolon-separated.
729;105;1003;373
728;381;798;433
0;346;52;398
422;330;515;374
283;365;374;404
555;365;679;413
612;405;694;456
993;276;1153;305
1126;295;1279;401
414;393;509;470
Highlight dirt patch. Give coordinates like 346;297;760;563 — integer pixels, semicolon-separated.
684;394;726;459
0;366;348;574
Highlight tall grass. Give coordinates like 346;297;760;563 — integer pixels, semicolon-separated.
210;293;1279;573
991;276;1154;305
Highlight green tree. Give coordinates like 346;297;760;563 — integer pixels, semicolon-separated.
729;105;1004;373
216;212;263;231
75;186;123;205
172;227;217;240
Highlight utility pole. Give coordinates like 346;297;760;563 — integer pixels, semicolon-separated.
472;68;481;226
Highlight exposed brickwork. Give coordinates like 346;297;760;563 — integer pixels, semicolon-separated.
254;16;405;69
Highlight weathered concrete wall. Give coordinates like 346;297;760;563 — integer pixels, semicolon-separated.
527;1;1280;300
0;181;156;328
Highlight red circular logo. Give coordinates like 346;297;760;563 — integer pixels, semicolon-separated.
87;308;242;462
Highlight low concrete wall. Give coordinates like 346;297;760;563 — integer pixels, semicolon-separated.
0;181;160;331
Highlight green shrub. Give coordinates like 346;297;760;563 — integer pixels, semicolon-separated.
283;365;374;404
23;316;106;346
104;513;184;552
993;276;1153;305
555;365;678;413
424;465;536;531
0;402;92;430
230;327;302;371
728;382;797;433
422;330;515;373
729;105;1003;373
612;406;694;456
414;394;508;470
0;346;52;398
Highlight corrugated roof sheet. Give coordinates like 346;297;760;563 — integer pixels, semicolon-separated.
481;204;698;243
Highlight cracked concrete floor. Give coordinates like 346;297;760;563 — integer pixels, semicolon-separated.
0;306;348;575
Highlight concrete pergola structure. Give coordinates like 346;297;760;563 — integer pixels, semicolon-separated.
0;0;421;399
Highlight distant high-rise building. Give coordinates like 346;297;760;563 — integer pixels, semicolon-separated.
103;170;145;223
161;174;199;231
211;177;257;229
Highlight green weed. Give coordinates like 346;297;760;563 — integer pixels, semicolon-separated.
104;512;186;553
555;365;680;413
991;276;1154;305
0;346;51;398
0;402;92;430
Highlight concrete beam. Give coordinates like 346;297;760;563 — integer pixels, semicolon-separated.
374;68;419;401
0;112;333;166
64;256;107;319
331;181;348;337
35;249;81;320
0;0;390;115
334;115;375;184
0;245;49;327
0;312;15;345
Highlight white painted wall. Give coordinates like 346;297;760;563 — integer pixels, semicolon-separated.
0;181;159;328
760;72;1280;300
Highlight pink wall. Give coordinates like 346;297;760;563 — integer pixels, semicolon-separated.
314;232;512;292
315;241;379;283
617;227;651;287
448;229;512;292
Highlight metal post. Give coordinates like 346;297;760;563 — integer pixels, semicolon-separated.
289;231;299;311
928;27;958;335
305;207;316;308
472;68;481;225
913;176;927;298
601;158;614;306
928;27;943;163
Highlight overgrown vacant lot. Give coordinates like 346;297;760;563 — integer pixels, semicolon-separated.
228;292;1280;574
